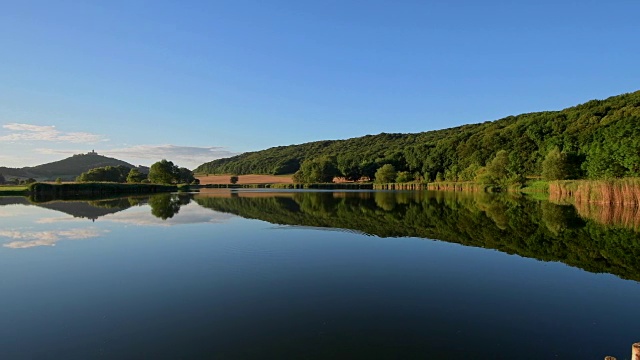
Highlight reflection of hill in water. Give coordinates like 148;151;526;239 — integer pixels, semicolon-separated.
0;197;30;206
195;191;640;282
36;198;143;220
0;196;149;220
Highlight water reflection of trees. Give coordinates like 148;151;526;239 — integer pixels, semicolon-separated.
148;194;192;220
194;191;640;281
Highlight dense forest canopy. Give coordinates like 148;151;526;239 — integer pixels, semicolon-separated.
194;91;640;182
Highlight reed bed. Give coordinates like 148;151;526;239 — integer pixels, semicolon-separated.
549;178;640;205
573;201;640;230
426;182;489;192
549;178;640;231
373;183;428;190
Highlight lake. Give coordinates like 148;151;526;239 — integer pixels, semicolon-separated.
1;190;639;359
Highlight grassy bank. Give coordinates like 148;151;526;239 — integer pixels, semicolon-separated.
0;185;29;196
27;182;178;201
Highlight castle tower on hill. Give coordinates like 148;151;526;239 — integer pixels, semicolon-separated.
88;150;97;155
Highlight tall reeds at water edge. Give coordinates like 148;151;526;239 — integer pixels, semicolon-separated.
550;179;640;230
425;182;486;192
573;201;640;230
549;178;640;205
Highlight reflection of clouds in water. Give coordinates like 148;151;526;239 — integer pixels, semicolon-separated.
1;228;109;249
103;203;235;226
36;216;83;224
35;203;233;226
0;206;32;217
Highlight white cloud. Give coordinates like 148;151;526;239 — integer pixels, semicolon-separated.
0;207;33;218
104;145;238;164
0;123;106;143
36;144;239;169
102;203;235;226
0;228;109;249
3;123;55;132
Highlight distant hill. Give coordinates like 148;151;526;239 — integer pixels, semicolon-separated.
0;151;149;181
194;90;640;180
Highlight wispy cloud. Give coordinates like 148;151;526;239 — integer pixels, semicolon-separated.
104;145;238;165
37;144;239;169
0;228;109;249
0;123;106;143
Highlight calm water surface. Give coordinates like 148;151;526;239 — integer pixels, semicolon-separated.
0;190;638;359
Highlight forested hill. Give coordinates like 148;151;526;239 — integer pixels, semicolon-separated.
194;90;640;181
0;152;148;180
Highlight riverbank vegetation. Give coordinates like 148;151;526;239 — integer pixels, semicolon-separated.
549;178;640;205
0;185;28;195
27;182;178;202
75;159;198;185
195;91;640;190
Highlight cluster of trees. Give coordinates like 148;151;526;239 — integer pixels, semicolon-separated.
76;165;136;183
148;160;197;184
75;160;198;185
194;91;640;184
0;174;36;185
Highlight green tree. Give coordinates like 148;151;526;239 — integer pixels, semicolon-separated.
541;146;569;180
148;193;182;220
293;157;339;183
177;167;196;184
149;160;179;184
374;164;396;183
486;150;510;180
77;165;130;182
395;171;413;183
0;173;5;185
444;165;459;182
230;175;239;184
126;168;147;183
459;163;480;181
55;177;62;184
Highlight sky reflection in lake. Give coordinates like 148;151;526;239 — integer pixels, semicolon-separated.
0;191;638;359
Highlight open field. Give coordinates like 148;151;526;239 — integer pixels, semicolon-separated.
195;188;297;198
0;185;29;195
0;185;28;191
196;174;293;185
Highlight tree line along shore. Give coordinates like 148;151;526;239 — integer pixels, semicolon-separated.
194;91;640;196
3;91;640;203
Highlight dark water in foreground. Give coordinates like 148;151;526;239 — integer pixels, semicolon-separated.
0;190;638;359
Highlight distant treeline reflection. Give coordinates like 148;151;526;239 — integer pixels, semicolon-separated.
7;191;639;281
194;191;640;282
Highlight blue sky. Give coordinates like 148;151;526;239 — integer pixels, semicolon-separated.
1;0;639;169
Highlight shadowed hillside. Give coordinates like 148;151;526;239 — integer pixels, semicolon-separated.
0;151;148;181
